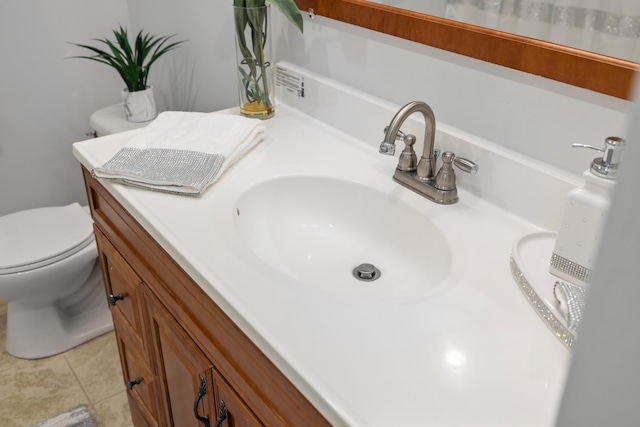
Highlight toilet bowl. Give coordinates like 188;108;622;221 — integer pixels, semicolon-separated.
0;203;113;359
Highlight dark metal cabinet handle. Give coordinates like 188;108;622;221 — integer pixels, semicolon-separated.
194;377;210;427
108;293;124;306
214;401;227;427
193;377;228;427
126;378;140;390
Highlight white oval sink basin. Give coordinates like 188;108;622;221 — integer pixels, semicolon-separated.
233;176;452;298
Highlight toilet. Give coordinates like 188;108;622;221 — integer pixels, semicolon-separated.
90;103;149;137
0;203;112;359
0;104;152;359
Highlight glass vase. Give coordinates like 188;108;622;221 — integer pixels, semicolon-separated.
233;4;275;119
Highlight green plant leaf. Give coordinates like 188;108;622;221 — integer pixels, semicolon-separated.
234;0;302;32
114;26;135;65
267;0;303;33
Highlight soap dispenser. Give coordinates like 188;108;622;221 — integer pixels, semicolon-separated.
549;136;625;287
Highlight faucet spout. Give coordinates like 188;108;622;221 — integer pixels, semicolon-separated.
381;101;437;181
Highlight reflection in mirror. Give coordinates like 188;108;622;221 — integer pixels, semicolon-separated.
371;0;443;17
300;0;638;99
371;0;640;62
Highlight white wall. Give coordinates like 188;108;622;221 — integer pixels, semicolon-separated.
0;1;131;217
126;0;240;114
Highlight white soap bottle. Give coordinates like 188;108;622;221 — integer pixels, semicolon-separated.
549;137;625;287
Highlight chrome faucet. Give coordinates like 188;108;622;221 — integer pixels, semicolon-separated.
380;101;438;180
379;101;478;204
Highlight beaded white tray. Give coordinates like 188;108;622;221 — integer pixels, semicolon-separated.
510;232;575;350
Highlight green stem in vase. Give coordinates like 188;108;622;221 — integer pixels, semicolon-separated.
233;0;302;117
249;6;271;109
233;0;303;33
234;5;268;112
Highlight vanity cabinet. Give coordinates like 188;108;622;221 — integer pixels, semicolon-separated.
83;167;330;427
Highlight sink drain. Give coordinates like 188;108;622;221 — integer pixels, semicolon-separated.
352;263;381;282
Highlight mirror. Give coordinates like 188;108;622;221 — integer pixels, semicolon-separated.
371;0;640;63
295;0;637;99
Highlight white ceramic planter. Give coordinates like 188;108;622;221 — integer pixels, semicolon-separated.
121;86;157;123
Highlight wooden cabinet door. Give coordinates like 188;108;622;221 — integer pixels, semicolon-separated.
113;314;158;427
144;287;216;427
94;226;144;339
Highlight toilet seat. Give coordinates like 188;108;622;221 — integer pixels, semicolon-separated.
0;203;94;275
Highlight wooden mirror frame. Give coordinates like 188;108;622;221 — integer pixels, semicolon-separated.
294;0;637;99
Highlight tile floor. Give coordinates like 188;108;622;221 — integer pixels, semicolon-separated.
0;297;133;427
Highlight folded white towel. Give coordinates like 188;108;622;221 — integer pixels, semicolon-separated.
92;111;265;195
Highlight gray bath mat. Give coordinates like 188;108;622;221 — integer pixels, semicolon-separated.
29;404;96;427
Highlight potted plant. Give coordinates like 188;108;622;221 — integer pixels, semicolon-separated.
233;0;303;119
70;26;185;122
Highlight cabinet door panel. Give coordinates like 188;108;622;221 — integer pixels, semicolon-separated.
145;287;215;427
113;315;158;427
94;227;144;338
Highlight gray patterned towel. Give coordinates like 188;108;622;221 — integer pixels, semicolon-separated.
92;111;265;195
29;404;97;427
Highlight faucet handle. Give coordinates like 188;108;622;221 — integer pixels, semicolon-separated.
435;152;479;191
453;156;479;174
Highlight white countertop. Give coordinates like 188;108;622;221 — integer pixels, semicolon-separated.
74;68;572;426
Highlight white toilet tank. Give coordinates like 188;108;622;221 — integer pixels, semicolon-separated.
90;104;151;137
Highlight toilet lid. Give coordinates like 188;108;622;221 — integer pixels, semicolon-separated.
0;203;94;274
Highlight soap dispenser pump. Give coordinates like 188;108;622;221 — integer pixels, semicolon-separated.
549;136;625;287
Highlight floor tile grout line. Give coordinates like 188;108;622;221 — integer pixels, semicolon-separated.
92;388;129;407
63;354;93;406
63;352;114;426
62;355;107;426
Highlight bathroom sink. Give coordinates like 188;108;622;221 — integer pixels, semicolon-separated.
233;175;452;298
